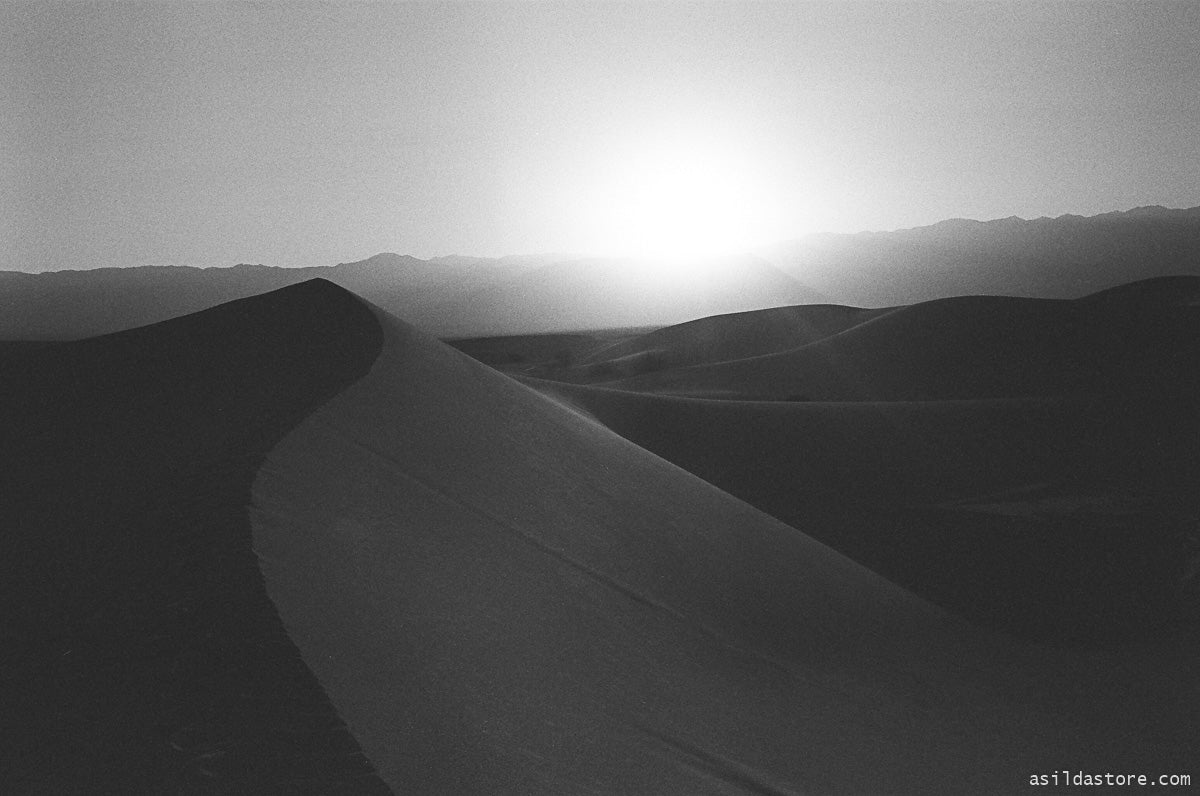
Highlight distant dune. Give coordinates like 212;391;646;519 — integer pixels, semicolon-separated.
4;277;1198;791
605;278;1200;400
468;274;1200;643
1081;273;1200;307
579;303;894;372
446;332;611;370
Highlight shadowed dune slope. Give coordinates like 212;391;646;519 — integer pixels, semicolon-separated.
252;302;1194;794
608;284;1200;400
0;280;391;793
446;332;609;369
521;384;1119;512
520;379;1200;643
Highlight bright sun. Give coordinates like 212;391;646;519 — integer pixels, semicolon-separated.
580;132;786;262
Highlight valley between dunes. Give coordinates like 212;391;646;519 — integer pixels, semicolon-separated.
3;277;1198;793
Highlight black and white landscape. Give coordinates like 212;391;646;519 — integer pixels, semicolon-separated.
4;2;1199;794
4;215;1199;793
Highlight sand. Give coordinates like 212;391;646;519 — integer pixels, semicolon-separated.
0;281;390;792
252;287;1196;794
606;287;1200;400
5;277;1197;793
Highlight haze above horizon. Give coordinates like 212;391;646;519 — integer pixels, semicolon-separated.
5;1;1199;272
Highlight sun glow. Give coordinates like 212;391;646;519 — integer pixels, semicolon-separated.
579;131;788;263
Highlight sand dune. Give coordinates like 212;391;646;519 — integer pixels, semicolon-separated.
1081;273;1200;307
521;380;1199;643
607;285;1200;400
509;277;1200;642
445;331;612;371
521;384;1114;510
5;279;1197;792
253;287;1193;792
1;281;390;792
578;303;895;376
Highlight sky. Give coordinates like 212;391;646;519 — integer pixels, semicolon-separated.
3;1;1199;271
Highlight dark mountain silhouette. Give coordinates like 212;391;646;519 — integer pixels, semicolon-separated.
764;205;1200;307
0;254;534;340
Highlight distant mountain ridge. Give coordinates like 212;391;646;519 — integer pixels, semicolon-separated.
0;251;820;340
764;205;1200;306
2;205;1198;339
0;254;537;340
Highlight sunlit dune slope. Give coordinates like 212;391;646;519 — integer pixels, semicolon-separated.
0;281;391;792
607;283;1200;400
252;296;1191;794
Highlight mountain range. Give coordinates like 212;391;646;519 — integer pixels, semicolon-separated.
764;205;1200;306
2;205;1198;340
